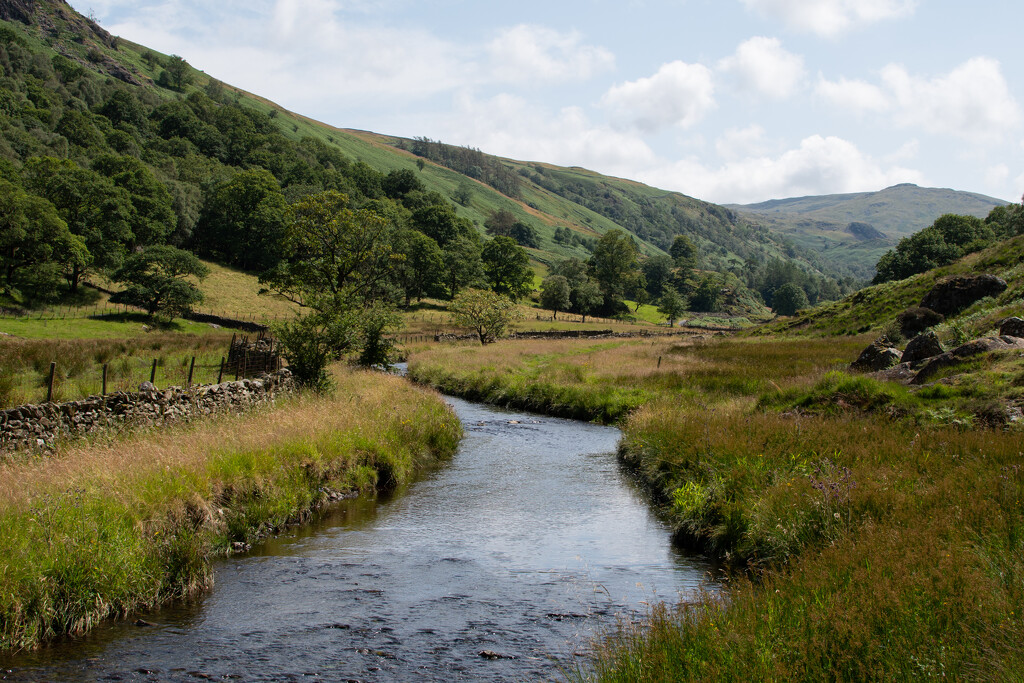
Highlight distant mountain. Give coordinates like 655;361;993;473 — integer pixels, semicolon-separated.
726;184;1009;279
0;0;850;317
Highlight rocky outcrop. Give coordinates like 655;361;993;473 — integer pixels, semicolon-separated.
851;338;902;371
896;306;945;338
901;331;944;365
919;274;1007;316
911;336;1024;384
1000;317;1024;338
0;369;293;453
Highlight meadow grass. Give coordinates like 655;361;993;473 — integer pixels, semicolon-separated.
0;367;461;651
0;330;237;408
410;333;1024;680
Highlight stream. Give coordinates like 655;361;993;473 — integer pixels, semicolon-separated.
2;394;716;682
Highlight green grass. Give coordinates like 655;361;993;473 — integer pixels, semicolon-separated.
0;368;461;651
409;330;1024;680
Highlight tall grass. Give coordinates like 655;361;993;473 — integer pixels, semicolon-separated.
0;368;461;651
409;333;1024;680
0;333;235;407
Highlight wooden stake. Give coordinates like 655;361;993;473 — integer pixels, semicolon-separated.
102;363;108;396
150;359;157;384
187;356;196;388
46;362;56;403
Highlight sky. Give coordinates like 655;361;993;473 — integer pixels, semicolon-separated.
69;0;1024;206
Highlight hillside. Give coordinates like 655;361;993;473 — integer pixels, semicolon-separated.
727;184;1009;279
757;233;1024;341
0;0;850;320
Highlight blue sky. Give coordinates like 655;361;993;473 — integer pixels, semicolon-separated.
70;0;1024;205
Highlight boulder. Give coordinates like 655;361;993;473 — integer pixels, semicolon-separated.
919;274;1007;316
999;317;1024;338
851;338;902;372
896;306;944;338
901;331;944;365
912;336;1024;384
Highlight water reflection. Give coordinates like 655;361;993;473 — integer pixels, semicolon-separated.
2;397;715;682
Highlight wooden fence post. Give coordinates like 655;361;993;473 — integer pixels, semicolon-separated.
102;363;108;396
187;356;196;388
149;359;157;385
217;357;225;384
46;362;56;403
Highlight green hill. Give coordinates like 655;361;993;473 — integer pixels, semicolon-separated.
758;233;1024;340
727;184;1009;279
0;0;855;319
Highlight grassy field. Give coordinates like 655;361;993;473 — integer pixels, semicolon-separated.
409;333;1024;680
0;367;460;651
0;322;239;408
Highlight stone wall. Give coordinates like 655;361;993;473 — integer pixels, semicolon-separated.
0;369;294;453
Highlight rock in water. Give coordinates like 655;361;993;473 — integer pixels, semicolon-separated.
919;274;1007;316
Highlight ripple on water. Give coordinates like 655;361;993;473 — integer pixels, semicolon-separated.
1;396;716;682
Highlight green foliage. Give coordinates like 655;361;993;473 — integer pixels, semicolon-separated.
874;213;997;283
197;168;287;272
481;236;532;300
264;191;395;306
274;304;359;390
0;179;88;303
442;234;485;298
689;275;724;312
109;245;209;321
484;208;539;248
772;281;809;315
447;288;521;343
657;288;686;326
669;234;698;269
590;229;640;306
540;274;571;317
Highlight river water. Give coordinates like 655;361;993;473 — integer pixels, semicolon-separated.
2;396;714;682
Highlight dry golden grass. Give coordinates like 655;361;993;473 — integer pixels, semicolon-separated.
0;367;461;650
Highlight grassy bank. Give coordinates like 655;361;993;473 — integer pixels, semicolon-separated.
0;368;461;651
409;336;1024;680
408;335;866;423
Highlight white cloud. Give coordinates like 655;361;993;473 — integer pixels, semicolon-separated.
718;37;805;99
601;61;716;133
740;0;918;36
880;58;1021;142
637;135;923;204
816;76;890;113
486;25;615;84
432;93;659;173
715;125;772;160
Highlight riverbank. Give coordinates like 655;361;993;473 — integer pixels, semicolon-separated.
409;337;1024;680
0;368;461;652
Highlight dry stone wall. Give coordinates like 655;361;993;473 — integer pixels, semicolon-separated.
0;369;294;453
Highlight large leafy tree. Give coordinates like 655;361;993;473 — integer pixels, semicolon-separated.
109;245;209;321
264;191;397;307
772;282;809;316
540;275;571;319
198;168;287;272
590;229;639;307
448;288;521;344
482;236;533;300
0;179;88;302
21;157;133;291
657;288;686;327
393;229;446;306
443;234;485;298
92;154;176;247
266;191;402;387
